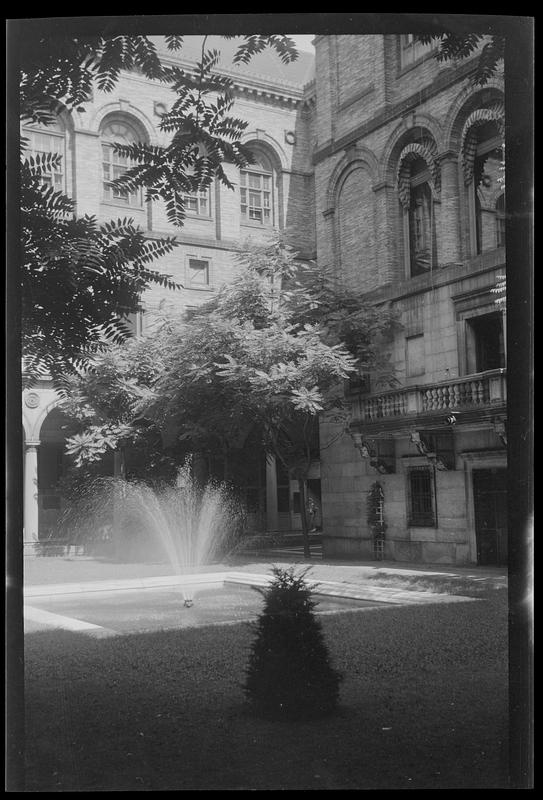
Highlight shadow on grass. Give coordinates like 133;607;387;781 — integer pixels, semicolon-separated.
24;597;509;791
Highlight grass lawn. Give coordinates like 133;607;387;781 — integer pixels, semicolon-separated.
24;589;509;791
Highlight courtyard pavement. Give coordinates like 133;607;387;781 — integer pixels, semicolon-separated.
23;546;508;599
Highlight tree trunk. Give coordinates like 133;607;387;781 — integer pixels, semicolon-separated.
298;477;311;559
113;447;127;560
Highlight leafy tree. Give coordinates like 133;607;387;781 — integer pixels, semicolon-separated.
416;32;504;84
16;27;298;383
60;335;172;480
64;236;399;557
244;566;342;720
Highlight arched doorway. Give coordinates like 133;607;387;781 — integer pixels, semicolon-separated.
36;407;78;541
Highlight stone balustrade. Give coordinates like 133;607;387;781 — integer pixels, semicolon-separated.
357;369;506;421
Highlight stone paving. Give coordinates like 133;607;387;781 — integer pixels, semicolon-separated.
23;550;507;605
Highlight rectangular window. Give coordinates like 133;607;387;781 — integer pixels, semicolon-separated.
406;334;425;377
25;130;64;191
188;258;210;288
409;183;435;275
102;144;141;206
408;466;436;526
240;171;272;225
466;312;505;373
183;191;210;216
400;34;435;68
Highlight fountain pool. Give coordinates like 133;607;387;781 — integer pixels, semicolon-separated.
24;576;392;636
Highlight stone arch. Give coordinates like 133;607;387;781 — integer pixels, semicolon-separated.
379;117;443;187
240;130;287;172
90;102;158;145
397;141;441;208
326;147;380;212
443;81;504;153
460;104;505;186
31;396;66;443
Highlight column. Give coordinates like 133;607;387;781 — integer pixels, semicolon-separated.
265;455;279;532
23;443;39;553
437;152;462;266
372;181;397;283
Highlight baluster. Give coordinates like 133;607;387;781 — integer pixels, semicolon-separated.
450;384;459;408
422;389;430;411
382;395;391;417
442;385;450;408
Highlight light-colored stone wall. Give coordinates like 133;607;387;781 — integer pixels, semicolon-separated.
66;60;315;326
315;35;506;564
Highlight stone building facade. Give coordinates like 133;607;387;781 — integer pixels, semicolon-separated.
22;34;506;565
314;35;506;565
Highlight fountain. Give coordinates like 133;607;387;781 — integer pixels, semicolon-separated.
59;460;246;606
118;464;244;605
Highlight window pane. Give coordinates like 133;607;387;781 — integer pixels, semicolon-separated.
409;467;435;525
188;259;209;285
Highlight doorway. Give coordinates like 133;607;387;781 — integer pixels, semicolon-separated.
472;468;507;565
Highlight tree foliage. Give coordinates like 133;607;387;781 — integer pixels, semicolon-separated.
416;32;504;84
21;157;179;385
18;30;298;383
62;236;399;553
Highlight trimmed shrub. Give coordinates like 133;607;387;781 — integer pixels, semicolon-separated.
244;566;342;720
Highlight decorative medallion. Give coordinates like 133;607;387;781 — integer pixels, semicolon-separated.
24;392;40;409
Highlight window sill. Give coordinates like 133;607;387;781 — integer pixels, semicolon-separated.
407;521;437;529
184;214;214;222
241;221;276;230
186;284;214;292
101;200;146;212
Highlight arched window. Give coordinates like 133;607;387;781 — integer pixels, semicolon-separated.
401;156;437;277
461;107;505;255
23;118;66;192
101;118;144;207
495;193;506;248
240;152;273;226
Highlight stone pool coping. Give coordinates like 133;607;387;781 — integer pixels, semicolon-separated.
24;571;477;607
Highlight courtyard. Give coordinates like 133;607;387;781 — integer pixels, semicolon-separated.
22;553;509;791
